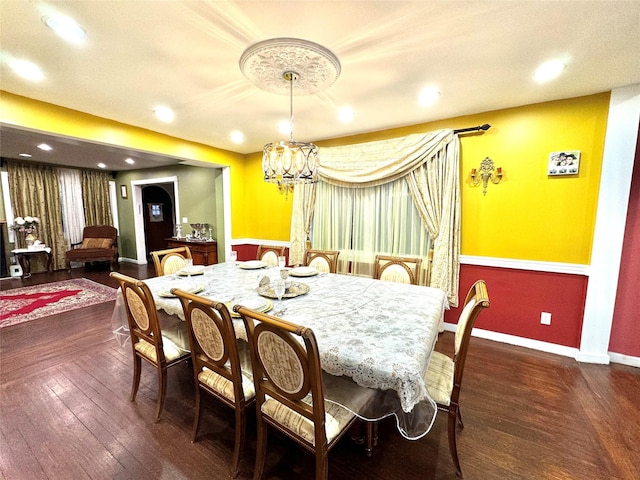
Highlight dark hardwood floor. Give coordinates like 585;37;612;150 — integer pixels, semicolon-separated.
1;263;638;479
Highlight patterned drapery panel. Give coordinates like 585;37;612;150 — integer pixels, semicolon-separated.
7;161;67;271
81;169;112;226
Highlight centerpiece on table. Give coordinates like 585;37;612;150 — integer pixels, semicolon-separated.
11;216;41;248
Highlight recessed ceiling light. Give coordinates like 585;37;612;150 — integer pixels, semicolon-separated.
418;87;441;107
42;15;86;44
125;158;135;165
10;59;44;82
153;106;175;123
97;163;107;169
19;153;32;158
37;143;53;151
338;106;354;123
535;60;566;83
230;131;245;144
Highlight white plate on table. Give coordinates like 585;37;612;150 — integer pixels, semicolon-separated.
289;266;318;277
227;298;273;317
176;266;205;276
158;284;205;298
238;260;268;270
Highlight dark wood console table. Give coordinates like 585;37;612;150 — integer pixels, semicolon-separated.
166;238;218;266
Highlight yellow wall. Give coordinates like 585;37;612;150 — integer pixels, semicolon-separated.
1;90;609;264
242;152;294;240
297;92;608;264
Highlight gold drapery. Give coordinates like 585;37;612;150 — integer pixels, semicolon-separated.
7;162;67;271
290;129;460;306
81;169;112;226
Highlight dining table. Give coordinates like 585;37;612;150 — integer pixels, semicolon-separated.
111;260;448;440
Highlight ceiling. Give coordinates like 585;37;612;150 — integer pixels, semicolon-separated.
1;1;639;171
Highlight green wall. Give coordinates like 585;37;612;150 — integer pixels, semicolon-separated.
115;164;223;260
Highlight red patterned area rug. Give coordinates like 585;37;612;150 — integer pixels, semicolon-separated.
0;278;116;328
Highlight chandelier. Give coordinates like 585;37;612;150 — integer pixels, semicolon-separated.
263;71;318;193
239;38;341;194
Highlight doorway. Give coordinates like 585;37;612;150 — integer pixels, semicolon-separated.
142;185;174;260
131;176;180;264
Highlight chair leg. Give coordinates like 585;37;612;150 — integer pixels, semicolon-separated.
253;417;268;480
448;407;463;477
315;447;329;480
154;367;168;423
192;387;202;442
365;421;379;457
231;408;246;478
457;406;464;429
130;355;142;401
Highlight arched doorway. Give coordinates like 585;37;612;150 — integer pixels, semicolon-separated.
142;185;175;260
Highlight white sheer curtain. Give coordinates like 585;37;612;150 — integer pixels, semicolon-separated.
290;129;460;305
312;178;432;280
58;168;85;247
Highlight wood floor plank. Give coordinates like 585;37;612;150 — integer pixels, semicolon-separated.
1;264;639;480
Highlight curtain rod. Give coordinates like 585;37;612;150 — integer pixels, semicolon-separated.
453;123;491;134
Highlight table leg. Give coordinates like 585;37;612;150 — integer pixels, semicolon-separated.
45;252;53;272
17;254;31;278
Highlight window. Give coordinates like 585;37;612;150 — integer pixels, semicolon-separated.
311;178;432;279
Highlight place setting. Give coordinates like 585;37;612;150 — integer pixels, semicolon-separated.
255;267;311;316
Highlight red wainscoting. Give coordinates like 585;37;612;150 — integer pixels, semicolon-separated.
231;245;290;264
444;264;589;348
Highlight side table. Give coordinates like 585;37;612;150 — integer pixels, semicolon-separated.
11;247;53;278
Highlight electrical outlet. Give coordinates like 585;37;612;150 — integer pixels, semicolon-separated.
540;312;552;325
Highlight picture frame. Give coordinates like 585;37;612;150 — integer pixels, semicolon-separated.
548;150;580;176
120;185;128;199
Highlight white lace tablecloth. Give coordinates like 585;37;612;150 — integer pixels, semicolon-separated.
112;262;448;439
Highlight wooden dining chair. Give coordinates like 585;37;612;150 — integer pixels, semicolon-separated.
172;289;255;478
303;249;340;273
373;254;423;285
256;245;285;267
234;305;374;480
425;279;490;477
150;246;192;276
110;272;190;423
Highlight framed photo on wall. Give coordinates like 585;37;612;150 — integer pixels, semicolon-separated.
548;150;580;176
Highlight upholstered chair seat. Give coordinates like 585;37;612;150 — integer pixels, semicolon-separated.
198;367;255;402
261;393;356;446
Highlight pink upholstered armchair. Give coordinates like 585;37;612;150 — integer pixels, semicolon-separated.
66;225;119;271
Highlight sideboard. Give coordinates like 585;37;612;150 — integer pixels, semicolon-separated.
166;238;218;266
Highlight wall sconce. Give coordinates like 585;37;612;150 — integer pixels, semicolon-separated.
470;157;502;195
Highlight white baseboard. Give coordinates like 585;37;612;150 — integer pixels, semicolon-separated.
607;352;640;368
119;257;148;265
441;322;580;359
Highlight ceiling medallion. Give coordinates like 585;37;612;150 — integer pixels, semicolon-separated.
239;38;341;95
